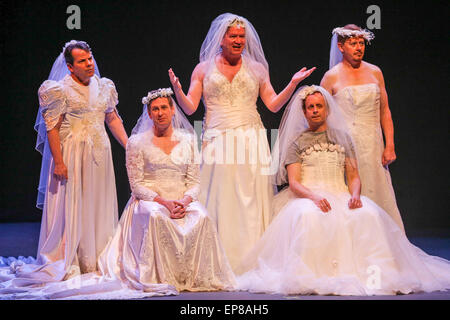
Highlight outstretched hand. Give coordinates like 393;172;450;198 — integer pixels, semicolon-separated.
168;68;182;92
291;67;316;86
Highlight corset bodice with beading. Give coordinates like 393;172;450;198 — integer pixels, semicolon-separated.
202;58;263;131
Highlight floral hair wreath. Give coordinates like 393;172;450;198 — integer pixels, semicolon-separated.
142;88;174;105
298;85;321;101
62;39;90;52
229;17;245;29
63;40;78;51
332;27;375;43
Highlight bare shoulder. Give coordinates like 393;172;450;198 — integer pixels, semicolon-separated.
322;64;339;81
191;61;208;80
364;61;383;75
320;64;339;88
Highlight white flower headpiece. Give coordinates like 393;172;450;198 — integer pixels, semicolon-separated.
62;40;78;52
229;17;245;29
142;88;174;105
298;85;320;101
332;27;375;43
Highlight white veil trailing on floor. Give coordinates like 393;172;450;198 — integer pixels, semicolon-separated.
272;85;357;186
34;40;100;209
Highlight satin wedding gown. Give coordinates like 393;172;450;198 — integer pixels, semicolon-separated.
334;83;404;231
236;131;450;295
200;57;274;271
0;74;119;286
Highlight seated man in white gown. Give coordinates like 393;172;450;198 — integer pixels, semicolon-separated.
236;85;450;296
98;88;236;293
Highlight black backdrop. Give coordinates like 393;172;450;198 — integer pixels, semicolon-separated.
1;0;448;235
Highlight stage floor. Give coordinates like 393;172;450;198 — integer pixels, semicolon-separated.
1;223;449;300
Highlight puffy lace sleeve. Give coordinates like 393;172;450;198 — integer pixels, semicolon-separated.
126;135;159;201
101;77;120;114
182;135;200;201
38;80;66;131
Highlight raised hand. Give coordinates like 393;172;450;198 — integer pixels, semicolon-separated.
291;67;316;86
168;68;182;92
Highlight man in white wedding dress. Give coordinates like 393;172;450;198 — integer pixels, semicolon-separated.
0;40;128;287
320;24;404;231
168;13;315;270
92;88;236;293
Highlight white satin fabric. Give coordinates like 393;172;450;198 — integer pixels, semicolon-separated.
0;75;119;287
199;58;274;271
236;146;450;295
333;84;404;231
107;130;236;292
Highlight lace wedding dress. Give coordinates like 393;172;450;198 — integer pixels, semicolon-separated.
236;131;450;295
199;57;274;271
100;129;236;293
334;83;404;231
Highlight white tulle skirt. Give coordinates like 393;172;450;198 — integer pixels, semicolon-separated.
236;188;450;296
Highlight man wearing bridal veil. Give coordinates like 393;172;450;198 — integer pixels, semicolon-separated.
169;13;315;270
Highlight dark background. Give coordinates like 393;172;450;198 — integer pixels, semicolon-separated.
0;0;448;235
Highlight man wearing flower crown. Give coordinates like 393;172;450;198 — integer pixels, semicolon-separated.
0;40;128;288
320;25;404;231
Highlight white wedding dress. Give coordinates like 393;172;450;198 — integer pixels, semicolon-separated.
236;132;450;295
334;84;404;231
199;58;274;271
0;74;119;287
100;130;236;292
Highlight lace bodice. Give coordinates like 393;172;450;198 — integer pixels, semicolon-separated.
333;83;380;129
299;144;348;193
202;58;263;131
126;130;200;201
38;75;119;162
